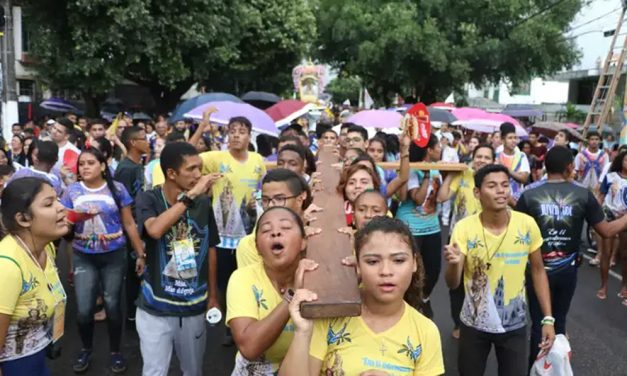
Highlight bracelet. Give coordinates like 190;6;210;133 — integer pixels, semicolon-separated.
541;316;555;326
283;289;294;304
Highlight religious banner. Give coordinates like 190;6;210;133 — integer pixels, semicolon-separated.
292;62;327;103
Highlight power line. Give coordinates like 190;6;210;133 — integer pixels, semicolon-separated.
512;0;573;28
567;7;621;33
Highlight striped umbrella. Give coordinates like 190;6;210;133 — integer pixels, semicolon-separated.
40;98;80;113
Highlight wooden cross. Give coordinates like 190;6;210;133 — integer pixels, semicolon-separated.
300;145;361;319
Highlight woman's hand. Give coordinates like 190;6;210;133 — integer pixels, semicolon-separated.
305;226;322;238
288;289;318;334
304;203;323;223
294;258;319;290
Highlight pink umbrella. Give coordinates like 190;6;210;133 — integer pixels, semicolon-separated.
451;107;527;137
265;100;315;127
184;101;278;136
346;110;403;129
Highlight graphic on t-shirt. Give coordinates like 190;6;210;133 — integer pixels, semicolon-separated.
327;320;351;345
21;273;40;294
13;299;48;355
253;285;268;310
162;222;200;280
577;149;608;190
398;337;422;361
323;351;346;376
214;179;248;240
462;255;504;332
514;231;531;246
422;178;440;216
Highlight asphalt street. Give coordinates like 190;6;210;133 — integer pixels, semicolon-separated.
49;234;627;376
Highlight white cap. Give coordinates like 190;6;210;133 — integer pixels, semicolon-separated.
46;119;56;125
441;132;454;143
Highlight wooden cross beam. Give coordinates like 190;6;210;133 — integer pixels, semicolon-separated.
265;160;467;171
300;146;361;318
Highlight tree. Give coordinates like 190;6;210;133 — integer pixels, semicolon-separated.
325;74;361;105
23;0;314;115
316;0;584;105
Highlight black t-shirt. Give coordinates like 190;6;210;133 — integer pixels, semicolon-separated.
114;158;145;201
135;187;220;316
515;181;604;273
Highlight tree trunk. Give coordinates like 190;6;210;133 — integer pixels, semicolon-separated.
82;91;101;117
145;80;194;116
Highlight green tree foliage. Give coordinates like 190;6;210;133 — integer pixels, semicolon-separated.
326;74;361;105
316;0;584;104
23;0;315;114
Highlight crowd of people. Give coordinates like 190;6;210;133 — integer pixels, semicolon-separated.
0;107;625;376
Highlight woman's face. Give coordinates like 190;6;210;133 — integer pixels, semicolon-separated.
367;140;385;163
622;155;627;173
521;143;531;155
27;184;69;240
345;169;374;203
357;231;416;305
321;132;338;146
78;153;104;183
11;136;22;151
0;151;8;165
196;138;208;153
343;149;361;166
468;137;480;152
154;138;166;157
30;148;40;166
353;194;387;230
24;139;33;155
256;209;306;269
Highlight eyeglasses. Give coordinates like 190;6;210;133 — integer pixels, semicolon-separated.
257;194;299;208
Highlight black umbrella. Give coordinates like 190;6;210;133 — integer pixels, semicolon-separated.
428;107;457;124
241;91;281;109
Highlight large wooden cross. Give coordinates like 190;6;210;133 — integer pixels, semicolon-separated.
300;146;361;318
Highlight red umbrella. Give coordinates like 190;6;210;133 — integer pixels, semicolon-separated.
265;100;314;127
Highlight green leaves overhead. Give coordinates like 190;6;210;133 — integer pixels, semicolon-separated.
316;0;583;103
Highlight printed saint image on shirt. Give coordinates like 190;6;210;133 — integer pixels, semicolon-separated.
11;299;49;355
163;221;200;281
214;179;248;240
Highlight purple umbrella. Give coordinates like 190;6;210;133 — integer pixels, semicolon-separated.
184;101;278;136
346;110;403;129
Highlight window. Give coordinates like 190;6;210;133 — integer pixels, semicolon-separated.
18;80;35;97
21;13;31;53
511;81;531;96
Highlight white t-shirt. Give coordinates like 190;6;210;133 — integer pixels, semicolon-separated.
442;146;460;163
54;142;81;171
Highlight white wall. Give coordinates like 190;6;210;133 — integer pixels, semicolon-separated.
465;78;570;105
2;101;19;138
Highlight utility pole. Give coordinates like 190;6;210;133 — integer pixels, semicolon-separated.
0;0;17;137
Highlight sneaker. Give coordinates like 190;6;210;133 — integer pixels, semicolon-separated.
110;352;127;374
72;349;92;373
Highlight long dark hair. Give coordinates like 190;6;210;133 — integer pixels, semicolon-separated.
354;216;425;309
610;150;627;174
78;147;121;209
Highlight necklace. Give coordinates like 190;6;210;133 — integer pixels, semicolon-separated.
14;235;53;292
480;211;510;270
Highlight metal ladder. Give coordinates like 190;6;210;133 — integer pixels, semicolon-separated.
583;5;627;137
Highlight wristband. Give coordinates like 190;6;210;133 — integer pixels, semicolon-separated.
541;316;555;326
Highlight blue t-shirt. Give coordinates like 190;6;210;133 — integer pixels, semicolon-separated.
61;181;133;254
395;169;441;236
9;167;65;197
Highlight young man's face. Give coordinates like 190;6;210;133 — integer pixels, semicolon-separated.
529;133;537;145
588;136;600;150
228;122;250;151
427;142;442;162
339;127;349;148
475;171;510;211
169;154;202;191
12;125;22;136
492;132;502;148
155;121;169;137
320;131;338;147
175;120;187;132
277;150;305;175
555;132;567;146
503;133;518;151
132;130;151;154
261;181;304;214
89;123;106;139
78;118;88;131
345;131;366;151
50;123;69;144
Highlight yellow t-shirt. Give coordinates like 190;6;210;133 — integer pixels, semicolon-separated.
450;211;543;334
152;163;165;187
0;237;65;361
236;233;260;269
226;263;294;372
449;169;481;222
310;303;444;376
201;150;266;249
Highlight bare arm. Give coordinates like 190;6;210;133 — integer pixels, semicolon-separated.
189;107;217;147
529;250;552;318
121;206;145;257
593;215;627;238
444;244;465;289
410;174;431;205
0;313;10;351
279;331;322;376
385;132;411;197
437;173;456;203
510;170;529;184
229;302;291;360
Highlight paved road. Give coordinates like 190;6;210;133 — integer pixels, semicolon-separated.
50;240;627;375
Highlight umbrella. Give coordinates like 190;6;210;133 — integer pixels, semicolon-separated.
40;98;80;114
170;93;243;123
132;112;152;121
452;107;527;137
241;91;281;109
346;110;403;129
428;107;457;124
184;101;278;136
502;104;544;118
265;100;315;127
532;122;583;141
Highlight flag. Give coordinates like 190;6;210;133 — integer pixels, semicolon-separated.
342;99;351;106
364;89;374;109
